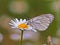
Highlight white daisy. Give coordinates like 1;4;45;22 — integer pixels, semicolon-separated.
9;18;37;32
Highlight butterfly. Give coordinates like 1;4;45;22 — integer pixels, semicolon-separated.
27;14;54;31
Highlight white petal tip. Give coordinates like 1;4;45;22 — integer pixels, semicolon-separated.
32;29;37;32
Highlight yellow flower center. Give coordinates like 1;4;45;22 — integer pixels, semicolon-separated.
18;23;28;29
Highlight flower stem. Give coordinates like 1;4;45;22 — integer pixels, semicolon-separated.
20;30;24;45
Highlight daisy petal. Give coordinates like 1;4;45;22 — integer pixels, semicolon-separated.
11;20;16;24
15;18;19;23
9;23;13;25
23;19;26;23
11;27;16;28
20;19;22;22
10;20;17;26
31;29;37;32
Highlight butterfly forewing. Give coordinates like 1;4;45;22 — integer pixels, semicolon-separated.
27;14;54;31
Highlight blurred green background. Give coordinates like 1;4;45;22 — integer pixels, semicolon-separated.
0;0;60;45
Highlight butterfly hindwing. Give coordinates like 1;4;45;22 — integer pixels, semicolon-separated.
27;14;54;31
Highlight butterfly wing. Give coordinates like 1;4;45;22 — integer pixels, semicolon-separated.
27;14;54;31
